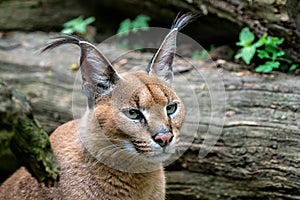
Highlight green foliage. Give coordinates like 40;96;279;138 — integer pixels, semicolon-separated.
235;27;265;65
117;14;150;36
235;27;298;73
192;45;215;61
192;50;208;60
61;16;95;35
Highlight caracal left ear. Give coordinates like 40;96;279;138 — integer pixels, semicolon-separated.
146;13;195;84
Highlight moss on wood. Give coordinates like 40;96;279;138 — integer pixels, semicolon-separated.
0;80;59;186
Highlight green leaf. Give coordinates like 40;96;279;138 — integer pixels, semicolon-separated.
270;61;280;68
74;23;87;33
274;50;285;58
192;50;208;60
264;37;284;54
241;46;256;64
265;44;278;54
61;27;74;34
133;15;150;27
83;17;95;26
117;14;150;36
234;52;242;60
266;36;284;46
289;64;298;73
237;27;255;46
132;14;150;32
255;61;280;73
63;16;84;28
61;16;95;34
253;34;267;48
255;62;273;73
257;50;270;59
117;18;132;36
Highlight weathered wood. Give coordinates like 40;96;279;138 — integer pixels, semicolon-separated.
195;0;300;62
0;0;86;31
0;80;60;186
86;0;300;61
166;68;300;199
0;0;299;62
0;32;299;199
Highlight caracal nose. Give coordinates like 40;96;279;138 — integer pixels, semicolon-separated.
153;132;174;147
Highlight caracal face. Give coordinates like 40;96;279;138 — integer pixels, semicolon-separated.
88;71;185;164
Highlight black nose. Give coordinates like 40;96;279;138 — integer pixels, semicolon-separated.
152;132;174;147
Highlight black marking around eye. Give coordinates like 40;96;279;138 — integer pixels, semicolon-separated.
162;88;170;102
145;84;154;98
144;84;170;104
133;94;140;108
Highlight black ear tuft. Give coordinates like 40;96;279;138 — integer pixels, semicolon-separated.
41;35;81;53
171;12;198;31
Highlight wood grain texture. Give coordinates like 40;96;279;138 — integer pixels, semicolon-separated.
0;32;299;199
0;0;299;61
167;68;300;199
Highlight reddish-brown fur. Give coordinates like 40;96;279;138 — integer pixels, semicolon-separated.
0;120;165;199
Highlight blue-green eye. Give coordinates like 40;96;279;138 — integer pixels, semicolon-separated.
166;103;177;115
124;109;143;120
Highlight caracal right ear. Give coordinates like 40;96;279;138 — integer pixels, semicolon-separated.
42;35;121;108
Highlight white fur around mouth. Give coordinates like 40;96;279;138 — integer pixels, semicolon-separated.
122;140;175;163
145;152;173;163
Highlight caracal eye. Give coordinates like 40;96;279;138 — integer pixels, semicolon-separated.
124;109;143;120
166;103;177;115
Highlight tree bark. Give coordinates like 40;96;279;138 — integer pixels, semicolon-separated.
166;66;300;199
0;80;60;186
0;0;299;62
79;0;300;61
194;0;300;62
0;32;299;199
0;0;87;31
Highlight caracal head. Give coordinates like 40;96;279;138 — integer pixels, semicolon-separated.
43;13;194;171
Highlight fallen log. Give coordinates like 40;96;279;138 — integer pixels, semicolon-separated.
0;80;60;186
166;67;300;199
0;0;299;62
0;32;299;199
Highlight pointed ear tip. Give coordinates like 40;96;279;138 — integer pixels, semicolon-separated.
171;11;199;30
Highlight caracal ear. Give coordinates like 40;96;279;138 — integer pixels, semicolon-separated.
146;12;195;84
79;41;121;105
42;35;121;108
